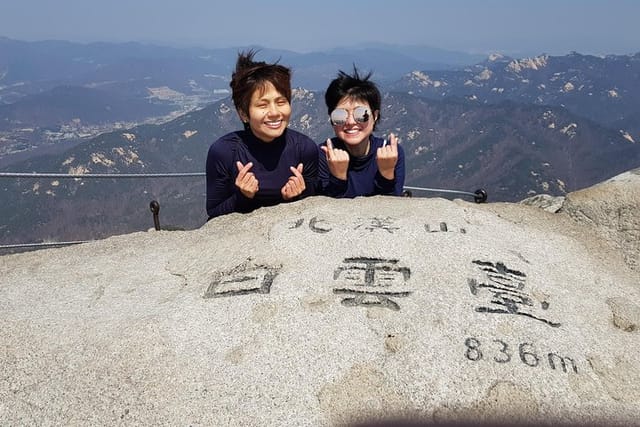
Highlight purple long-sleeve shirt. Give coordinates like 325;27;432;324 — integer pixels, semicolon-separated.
206;128;318;219
317;135;405;198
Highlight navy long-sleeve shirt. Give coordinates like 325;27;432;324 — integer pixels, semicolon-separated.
317;135;405;198
206;128;318;219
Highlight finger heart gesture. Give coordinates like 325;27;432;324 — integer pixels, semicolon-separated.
376;133;399;180
235;161;259;199
321;138;349;181
281;163;306;200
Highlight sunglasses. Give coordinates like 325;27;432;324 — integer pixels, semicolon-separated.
330;106;370;126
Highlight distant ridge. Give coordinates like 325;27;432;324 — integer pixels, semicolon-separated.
390;51;640;137
0;85;173;130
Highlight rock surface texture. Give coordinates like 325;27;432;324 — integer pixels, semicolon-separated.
1;169;639;426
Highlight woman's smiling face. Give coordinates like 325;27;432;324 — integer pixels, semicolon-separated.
331;96;377;155
242;81;291;142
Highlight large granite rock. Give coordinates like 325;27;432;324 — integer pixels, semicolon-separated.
1;172;639;426
519;167;640;273
560;168;640;272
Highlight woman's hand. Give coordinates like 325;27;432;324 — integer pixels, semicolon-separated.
376;133;399;180
281;163;305;200
321;138;349;181
235;161;259;199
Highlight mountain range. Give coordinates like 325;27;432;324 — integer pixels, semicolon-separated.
1;38;639;246
0;37;483;102
0;37;484;166
390;52;640;140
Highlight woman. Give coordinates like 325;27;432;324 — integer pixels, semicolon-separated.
318;67;405;198
206;50;318;219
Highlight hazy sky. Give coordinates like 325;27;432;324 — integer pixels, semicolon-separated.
1;0;638;56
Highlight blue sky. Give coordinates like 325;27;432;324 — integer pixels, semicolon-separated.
0;0;638;56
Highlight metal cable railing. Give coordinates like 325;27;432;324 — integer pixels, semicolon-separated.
0;172;487;250
0;241;91;250
402;186;487;203
0;172;205;179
